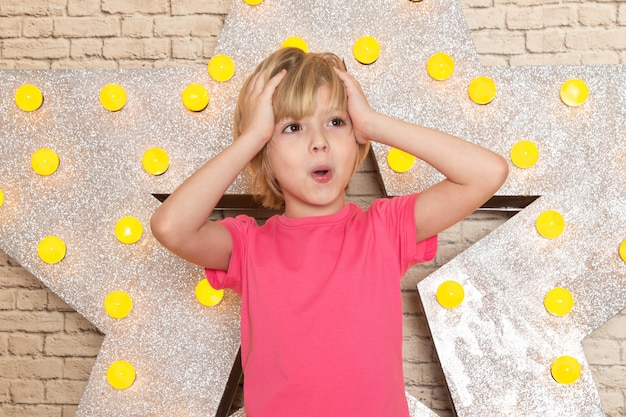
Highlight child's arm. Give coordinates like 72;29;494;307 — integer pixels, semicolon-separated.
150;70;287;270
335;69;509;242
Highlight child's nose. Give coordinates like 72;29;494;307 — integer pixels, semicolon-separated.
310;130;329;152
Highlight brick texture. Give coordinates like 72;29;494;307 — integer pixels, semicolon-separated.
1;1;625;417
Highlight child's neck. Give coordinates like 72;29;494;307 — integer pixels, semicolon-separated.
283;198;347;219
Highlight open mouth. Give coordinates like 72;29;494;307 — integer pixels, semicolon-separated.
311;167;332;183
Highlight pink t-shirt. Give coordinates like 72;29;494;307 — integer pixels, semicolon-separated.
206;194;437;417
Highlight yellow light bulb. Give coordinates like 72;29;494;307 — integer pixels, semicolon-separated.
436;280;465;309
142;148;169;176
468;76;497;105
104;290;133;319
510;140;539;169
37;235;67;264
535;210;565;239
207;54;235;82
544;287;574;317
427;52;454;81
31;148;60;176
100;83;127;112
181;83;210;112
353;36;380;65
551;356;581;385
386;147;415;173
0;189;4;208
560;79;589;107
115;216;143;244
107;360;136;390
281;36;308;53
195;279;224;307
243;0;264;4
15;84;44;112
619;239;626;263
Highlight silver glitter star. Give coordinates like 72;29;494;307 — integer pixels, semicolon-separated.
1;68;243;415
0;0;623;416
354;1;625;416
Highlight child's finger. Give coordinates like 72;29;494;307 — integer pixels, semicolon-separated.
333;67;365;100
246;69;286;103
262;69;287;97
246;71;266;97
333;66;356;86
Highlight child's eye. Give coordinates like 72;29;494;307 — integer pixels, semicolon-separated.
328;118;345;127
282;123;301;133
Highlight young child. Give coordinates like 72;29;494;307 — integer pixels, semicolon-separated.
151;47;508;416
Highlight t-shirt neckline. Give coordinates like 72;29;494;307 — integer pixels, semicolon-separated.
276;203;354;228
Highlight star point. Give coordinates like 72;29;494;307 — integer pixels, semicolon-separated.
0;1;624;416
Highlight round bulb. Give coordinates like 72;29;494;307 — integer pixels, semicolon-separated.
104;290;133;319
208;54;235;82
107;360;136;390
427;52;454;81
0;189;4;208
115;216;143;244
31;148;60;176
551;356;581;385
535;210;565;239
15;84;44;112
181;83;210;112
544;287;574;317
620;240;626;263
436;280;465;309
243;0;264;4
560;79;589;107
510;140;539;169
353;36;380;65
387;147;415;173
38;235;66;264
195;279;224;307
142;148;170;176
100;83;127;112
468;76;497;105
281;36;308;53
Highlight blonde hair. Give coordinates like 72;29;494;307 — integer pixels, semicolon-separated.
234;47;370;209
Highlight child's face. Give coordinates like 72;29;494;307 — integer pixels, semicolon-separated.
268;85;358;218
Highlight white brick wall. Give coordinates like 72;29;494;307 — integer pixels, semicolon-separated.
0;1;625;416
462;0;626;67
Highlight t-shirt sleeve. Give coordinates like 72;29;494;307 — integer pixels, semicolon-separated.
204;214;256;296
369;193;437;274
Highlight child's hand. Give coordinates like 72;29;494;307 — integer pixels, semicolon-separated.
333;67;375;144
239;69;287;144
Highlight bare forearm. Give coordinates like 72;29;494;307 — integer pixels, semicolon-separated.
151;133;262;248
364;111;506;191
361;111;508;241
335;65;507;241
150;67;287;267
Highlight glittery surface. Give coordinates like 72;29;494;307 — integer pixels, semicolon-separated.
0;68;242;415
1;0;624;416
228;392;438;416
197;0;626;414
416;65;626;416
219;1;626;413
